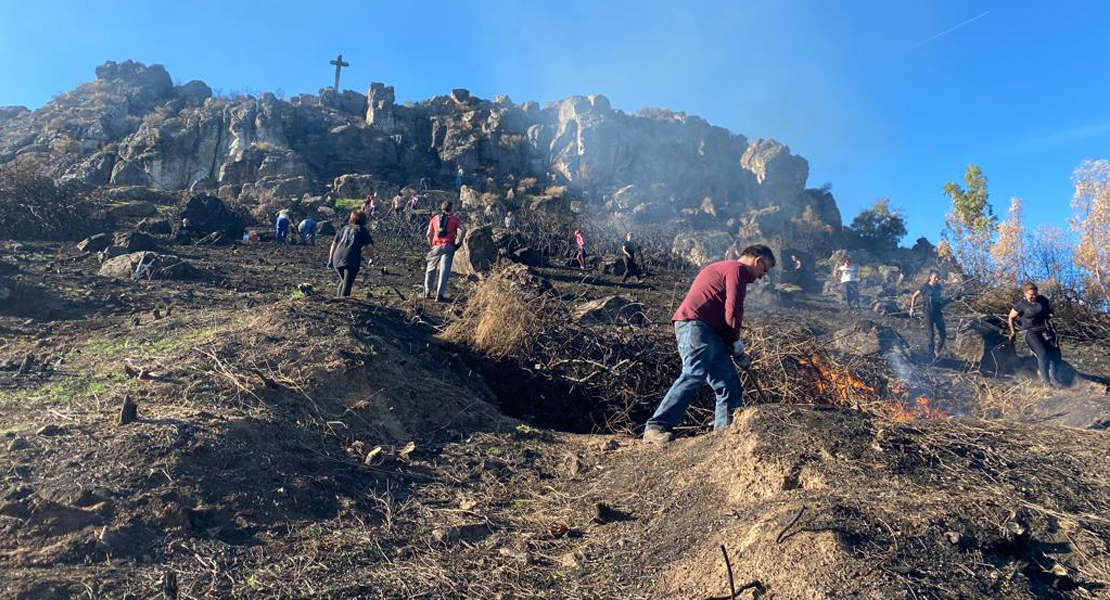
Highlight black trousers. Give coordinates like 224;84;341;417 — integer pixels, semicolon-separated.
335;264;360;298
925;311;946;355
1024;329;1062;382
842;281;859;307
621;256;641;282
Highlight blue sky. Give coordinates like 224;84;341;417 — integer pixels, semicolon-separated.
1;0;1108;243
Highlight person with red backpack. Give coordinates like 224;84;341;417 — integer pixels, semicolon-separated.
424;201;465;301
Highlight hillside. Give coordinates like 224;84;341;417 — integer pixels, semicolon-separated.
2;207;1110;598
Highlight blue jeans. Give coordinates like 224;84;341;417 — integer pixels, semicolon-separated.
646;320;742;432
300;231;316;246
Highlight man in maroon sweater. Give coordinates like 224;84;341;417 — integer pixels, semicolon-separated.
643;244;776;443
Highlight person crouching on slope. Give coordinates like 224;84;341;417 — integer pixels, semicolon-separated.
643;244;776;443
328;210;376;298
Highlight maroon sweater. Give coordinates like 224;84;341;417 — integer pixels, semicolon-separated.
671;260;754;342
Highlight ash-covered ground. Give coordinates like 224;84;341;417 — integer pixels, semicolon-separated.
2;213;1110;599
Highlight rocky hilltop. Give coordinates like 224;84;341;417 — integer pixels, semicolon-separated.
0;60;841;248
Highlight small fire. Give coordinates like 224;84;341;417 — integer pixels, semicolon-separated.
798;355;876;400
885;396;949;423
797;354;948;422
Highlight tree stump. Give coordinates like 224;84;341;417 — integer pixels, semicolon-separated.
117;394;138;425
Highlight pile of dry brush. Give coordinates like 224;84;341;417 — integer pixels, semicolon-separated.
441;267;939;434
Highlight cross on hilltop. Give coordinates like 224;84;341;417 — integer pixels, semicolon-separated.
329;53;349;91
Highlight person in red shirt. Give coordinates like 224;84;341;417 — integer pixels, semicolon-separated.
643;244;776;443
424;201;465;301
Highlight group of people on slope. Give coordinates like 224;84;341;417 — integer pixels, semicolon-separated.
325;201;465;301
573;229;646;284
274;209;320;246
358;191;424;221
642;251;1066;444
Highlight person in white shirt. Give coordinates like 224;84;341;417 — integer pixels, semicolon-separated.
837;257;860;308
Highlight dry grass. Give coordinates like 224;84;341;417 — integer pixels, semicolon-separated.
441;269;544;358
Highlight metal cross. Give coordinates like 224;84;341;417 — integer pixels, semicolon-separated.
329;53;349;90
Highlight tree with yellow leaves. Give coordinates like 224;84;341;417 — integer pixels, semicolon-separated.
991;197;1028;286
1070;159;1110;306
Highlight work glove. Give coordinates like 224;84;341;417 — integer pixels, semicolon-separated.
908;307;915;318
730;339;745;356
327;260;334;269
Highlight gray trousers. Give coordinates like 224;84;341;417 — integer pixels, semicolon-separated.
424;245;455;298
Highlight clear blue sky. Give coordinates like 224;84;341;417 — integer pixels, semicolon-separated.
2;0;1108;244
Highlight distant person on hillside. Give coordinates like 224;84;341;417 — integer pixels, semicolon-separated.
275;210;292;245
620;232;643;283
298;216;318;246
327;210;376;298
419;176;430;192
503;210;516;229
361;192;378;217
643;244;776;443
424;201;465;302
392;194;404;218
456;167;465;190
837;257;860;308
1008;282;1063;386
790;255;804;283
909;270;947;360
574;229;588;270
176;218;192;244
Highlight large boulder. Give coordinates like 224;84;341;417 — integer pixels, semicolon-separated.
332;174;395;200
98;252;191;280
181;193;246;240
740;138;808;206
136;217;172;236
452;225;498;276
76;233;112;254
831;321;911;360
672;230;733;267
573;296;646;326
952;317;1020;374
113;231;159;252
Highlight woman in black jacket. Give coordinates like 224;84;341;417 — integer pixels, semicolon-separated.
1007;282;1063;386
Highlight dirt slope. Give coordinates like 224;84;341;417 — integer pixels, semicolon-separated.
2;230;1110;599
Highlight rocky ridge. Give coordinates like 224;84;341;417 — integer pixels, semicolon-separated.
0;60;841;250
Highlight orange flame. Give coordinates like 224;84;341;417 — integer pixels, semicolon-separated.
885;396;950;423
797;355;948;422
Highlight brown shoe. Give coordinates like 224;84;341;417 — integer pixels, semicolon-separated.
642;427;674;444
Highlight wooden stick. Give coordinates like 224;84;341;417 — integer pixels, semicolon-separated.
721;545;736;600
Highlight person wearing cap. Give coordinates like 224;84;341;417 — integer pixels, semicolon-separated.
643;244;776;443
424;201;465;301
275;210;291;245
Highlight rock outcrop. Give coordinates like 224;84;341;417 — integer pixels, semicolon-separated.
1;60;844;246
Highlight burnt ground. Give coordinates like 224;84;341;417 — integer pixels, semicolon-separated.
2;225;1110;599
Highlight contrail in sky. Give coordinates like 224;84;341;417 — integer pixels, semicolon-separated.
914;11;990;48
